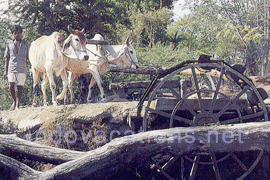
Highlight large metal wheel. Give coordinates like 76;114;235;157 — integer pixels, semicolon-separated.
142;62;268;180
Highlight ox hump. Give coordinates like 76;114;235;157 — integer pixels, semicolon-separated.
92;34;104;41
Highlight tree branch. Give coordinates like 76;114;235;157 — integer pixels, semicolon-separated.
0;134;84;164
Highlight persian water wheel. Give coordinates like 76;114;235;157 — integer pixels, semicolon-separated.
139;60;268;180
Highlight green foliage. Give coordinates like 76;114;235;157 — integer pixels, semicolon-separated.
119;7;172;46
167;12;222;56
182;0;269;75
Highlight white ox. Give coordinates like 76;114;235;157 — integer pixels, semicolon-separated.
64;34;139;103
29;26;89;106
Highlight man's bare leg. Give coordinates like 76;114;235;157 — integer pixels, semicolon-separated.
9;82;16;110
16;85;23;109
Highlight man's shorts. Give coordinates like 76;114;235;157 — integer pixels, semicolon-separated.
8;72;26;86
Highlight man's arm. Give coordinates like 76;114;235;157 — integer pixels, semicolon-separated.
3;43;10;80
3;57;9;80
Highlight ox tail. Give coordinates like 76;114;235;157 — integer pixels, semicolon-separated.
33;84;39;97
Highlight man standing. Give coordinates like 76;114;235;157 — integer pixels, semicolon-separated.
3;25;29;110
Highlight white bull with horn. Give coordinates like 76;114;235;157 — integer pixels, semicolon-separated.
29;26;89;106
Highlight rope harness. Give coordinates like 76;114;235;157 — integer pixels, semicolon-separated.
64;41;137;69
62;41;88;59
88;44;137;67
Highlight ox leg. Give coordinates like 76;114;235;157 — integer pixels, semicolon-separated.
41;74;48;106
87;78;96;103
68;72;77;104
32;69;40;107
88;71;105;102
56;69;69;101
46;70;58;106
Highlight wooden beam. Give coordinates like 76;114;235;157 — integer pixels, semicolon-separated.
0;134;83;164
86;39;109;45
180;68;228;80
109;66;164;74
109;80;185;90
109;65;270;85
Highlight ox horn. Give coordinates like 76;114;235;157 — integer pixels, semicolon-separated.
125;36;130;46
68;25;75;34
81;28;85;34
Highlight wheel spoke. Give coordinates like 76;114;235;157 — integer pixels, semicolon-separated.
189;155;200;180
170;98;196;127
233;104;244;123
217;86;250;119
181;157;185;180
233;85;250;102
206;72;216;91
211;152;221;180
162;156;179;171
182;99;197;117
191;67;205;113
209;68;225;113
216;101;232;120
147;107;192;125
231;153;248;171
221;111;264;124
167;86;181;99
154;161;175;180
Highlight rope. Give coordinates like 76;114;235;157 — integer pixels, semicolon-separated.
86;47;109;63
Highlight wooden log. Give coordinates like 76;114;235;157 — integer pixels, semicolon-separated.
109;65;270;85
2;121;270;179
0;134;83;164
109;80;191;98
109;66;165;74
180;68;228;80
86;39;109;45
249;75;270;84
180;69;270;84
151;98;248;111
109;80;183;90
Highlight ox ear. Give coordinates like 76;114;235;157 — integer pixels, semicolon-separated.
81;28;86;34
125;36;130;46
68;25;75;34
62;36;71;52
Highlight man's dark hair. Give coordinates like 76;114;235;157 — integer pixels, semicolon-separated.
11;25;22;34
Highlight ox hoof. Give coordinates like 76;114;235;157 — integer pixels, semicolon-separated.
99;98;108;103
87;99;94;103
52;101;59;106
64;101;70;105
56;95;65;101
56;95;64;101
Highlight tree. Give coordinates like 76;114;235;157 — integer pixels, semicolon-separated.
128;7;172;47
168;31;187;50
182;0;269;76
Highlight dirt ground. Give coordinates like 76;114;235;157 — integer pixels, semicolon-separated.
0;101;138;131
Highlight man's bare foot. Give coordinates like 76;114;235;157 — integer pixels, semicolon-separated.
9;102;16;111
